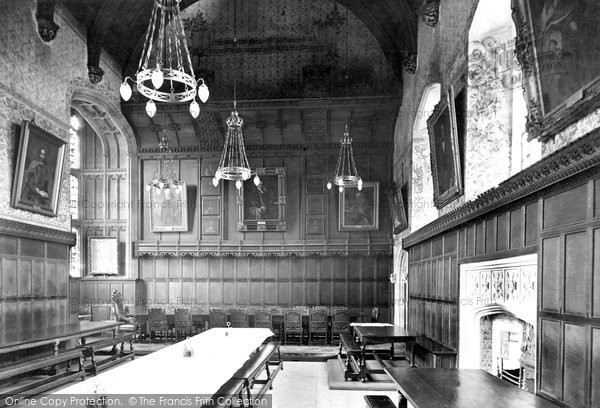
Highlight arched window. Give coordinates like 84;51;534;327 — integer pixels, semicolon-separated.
69;111;81;277
411;83;441;231
466;0;540;200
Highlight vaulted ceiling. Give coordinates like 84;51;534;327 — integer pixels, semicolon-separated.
59;0;418;82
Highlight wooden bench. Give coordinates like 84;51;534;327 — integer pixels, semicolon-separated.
364;395;395;408
82;333;135;375
412;335;456;368
231;341;282;401
337;333;362;381
206;378;246;408
0;349;84;404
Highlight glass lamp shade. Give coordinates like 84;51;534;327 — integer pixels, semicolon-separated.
120;81;132;101
146;100;157;118
198;81;210;103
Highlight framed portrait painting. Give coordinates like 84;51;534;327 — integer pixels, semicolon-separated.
11;120;66;217
88;237;118;275
513;0;600;141
237;167;286;232
339;182;379;231
386;181;408;234
427;86;463;208
149;182;189;232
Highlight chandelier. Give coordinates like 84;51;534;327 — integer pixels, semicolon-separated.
118;0;209;118
326;123;362;193
146;113;183;196
326;7;361;194
212;0;259;190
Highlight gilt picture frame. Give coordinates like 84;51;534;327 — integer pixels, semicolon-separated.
512;0;600;142
427;86;463;208
237;167;286;232
339;182;379;231
11;120;66;217
149;182;189;232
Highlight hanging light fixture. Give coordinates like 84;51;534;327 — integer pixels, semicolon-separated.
119;0;209;118
213;0;260;190
146;110;183;197
327;7;362;193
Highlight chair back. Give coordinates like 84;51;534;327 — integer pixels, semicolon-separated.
254;310;272;329
230;309;248;328
174;308;193;330
284;310;302;332
148;308;168;332
332;310;349;332
209;309;227;328
110;290;132;322
309;310;326;329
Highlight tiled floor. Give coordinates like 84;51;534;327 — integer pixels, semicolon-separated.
268;361;399;408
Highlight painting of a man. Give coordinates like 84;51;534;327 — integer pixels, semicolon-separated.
339;182;379;231
22;147;52;207
12;121;66;217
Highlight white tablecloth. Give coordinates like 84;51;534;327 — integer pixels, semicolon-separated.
55;328;274;395
349;323;393;327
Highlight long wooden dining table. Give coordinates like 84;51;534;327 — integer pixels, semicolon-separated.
54;328;274;400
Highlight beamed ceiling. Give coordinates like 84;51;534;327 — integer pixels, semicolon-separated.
58;0;418;81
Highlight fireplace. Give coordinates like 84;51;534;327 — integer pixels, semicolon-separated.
459;254;537;391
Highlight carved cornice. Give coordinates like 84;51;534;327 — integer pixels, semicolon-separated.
134;239;393;257
0;218;76;246
138;141;393;157
403;128;600;248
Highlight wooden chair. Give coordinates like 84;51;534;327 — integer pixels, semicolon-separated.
91;305;112;321
174;308;194;339
331;309;349;343
230;309;249;328
148;308;169;340
209;309;227;328
308;310;327;345
254;310;272;329
283;310;303;345
110;290;137;339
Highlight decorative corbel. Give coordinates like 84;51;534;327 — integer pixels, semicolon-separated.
36;0;60;43
421;0;440;28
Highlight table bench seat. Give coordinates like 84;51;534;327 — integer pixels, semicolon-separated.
0;349;84;405
232;341;282;401
413;335;456;368
337;333;362;381
83;333;135;375
207;378;246;408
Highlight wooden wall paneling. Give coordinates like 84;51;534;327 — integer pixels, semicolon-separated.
466;226;475;257
525;202;539;246
563;323;589;407
595;229;600;318
264;258;277;280
592;327;600;407
498;211;512;251
306;281;318;305
444;231;457;255
223;282;234;304
564;231;590;316
458;229;466;258
304;258;317;280
278;281;291;305
292;281;304;305
475;222;485;256
543;183;588;230
485;218;496;254
539;318;563;401
510;207;524;250
541;236;562;312
450;257;458;300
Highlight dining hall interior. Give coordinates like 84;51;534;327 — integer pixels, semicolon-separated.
1;0;599;407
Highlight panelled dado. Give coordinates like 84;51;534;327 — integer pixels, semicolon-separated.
403;129;600;408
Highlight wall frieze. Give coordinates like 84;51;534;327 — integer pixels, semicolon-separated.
404;128;600;248
138;141;393;157
134;239;393;258
0;218;76;245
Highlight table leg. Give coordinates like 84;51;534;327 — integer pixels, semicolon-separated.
390;342;394;360
410;340;416;367
360;343;367;382
398;391;407;408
